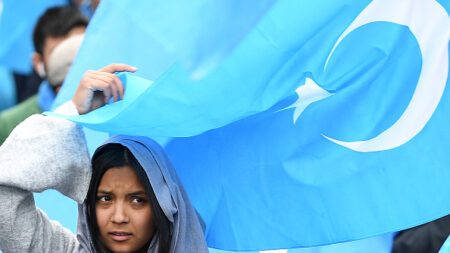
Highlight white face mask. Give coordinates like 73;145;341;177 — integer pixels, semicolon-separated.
36;62;46;78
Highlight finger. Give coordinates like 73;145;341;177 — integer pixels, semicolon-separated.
84;70;109;91
110;74;125;99
94;72;120;102
110;79;119;102
98;63;138;74
89;75;113;103
87;71;115;90
102;85;112;104
98;72;123;101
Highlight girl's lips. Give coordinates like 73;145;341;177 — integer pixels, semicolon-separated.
109;232;132;241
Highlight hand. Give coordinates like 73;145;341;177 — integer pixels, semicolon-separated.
72;64;137;114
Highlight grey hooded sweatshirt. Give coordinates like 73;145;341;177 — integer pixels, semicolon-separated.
0;102;208;253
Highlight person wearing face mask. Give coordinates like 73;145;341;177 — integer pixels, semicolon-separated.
0;6;87;145
0;63;209;253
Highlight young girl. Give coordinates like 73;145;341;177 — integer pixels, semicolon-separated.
0;64;208;253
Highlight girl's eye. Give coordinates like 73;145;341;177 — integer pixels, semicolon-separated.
97;196;112;202
132;197;146;204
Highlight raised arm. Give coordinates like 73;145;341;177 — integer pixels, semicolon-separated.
0;102;91;253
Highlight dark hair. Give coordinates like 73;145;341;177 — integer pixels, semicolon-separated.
87;144;172;253
33;6;88;55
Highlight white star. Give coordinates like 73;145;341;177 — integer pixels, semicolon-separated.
282;77;333;123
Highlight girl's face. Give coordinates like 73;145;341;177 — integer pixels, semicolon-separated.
96;165;155;253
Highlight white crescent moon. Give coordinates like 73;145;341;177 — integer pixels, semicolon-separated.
323;0;450;152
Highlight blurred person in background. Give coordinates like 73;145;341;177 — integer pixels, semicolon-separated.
0;6;87;145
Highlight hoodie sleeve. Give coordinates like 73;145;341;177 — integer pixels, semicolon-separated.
0;101;92;253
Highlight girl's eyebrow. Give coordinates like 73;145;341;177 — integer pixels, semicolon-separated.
127;191;146;197
97;190;113;195
97;190;146;196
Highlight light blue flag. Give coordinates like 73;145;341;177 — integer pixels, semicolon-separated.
49;0;450;251
0;0;67;73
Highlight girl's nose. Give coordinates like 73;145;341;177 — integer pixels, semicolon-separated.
110;203;129;224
